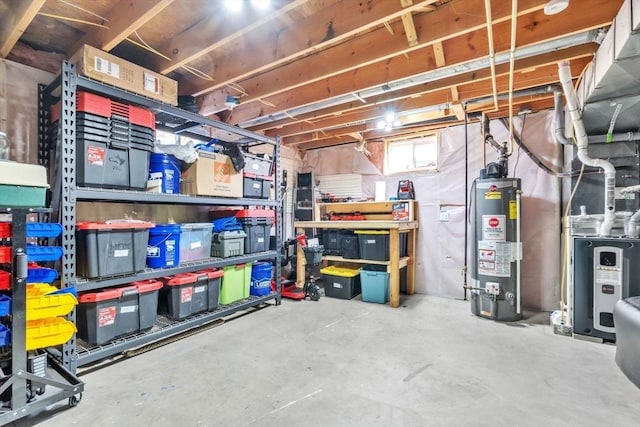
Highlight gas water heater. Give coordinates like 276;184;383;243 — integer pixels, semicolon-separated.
470;178;522;321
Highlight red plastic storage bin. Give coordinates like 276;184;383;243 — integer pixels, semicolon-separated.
51;92;155;129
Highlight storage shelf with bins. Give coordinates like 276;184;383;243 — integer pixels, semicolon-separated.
39;61;282;371
294;200;418;308
0;208;83;425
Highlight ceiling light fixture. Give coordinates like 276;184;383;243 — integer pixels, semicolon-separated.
377;111;402;132
544;0;569;15
224;0;243;12
251;0;271;10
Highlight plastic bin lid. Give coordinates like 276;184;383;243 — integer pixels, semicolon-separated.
242;172;274;180
180;222;214;230
320;265;360;278
354;230;389;235
194;268;225;279
162;273;198;286
0;160;49;188
77;220;155;230
132;279;163;293
79;288;124;303
234;209;275;219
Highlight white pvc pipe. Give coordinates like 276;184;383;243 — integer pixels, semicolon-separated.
620;185;640;237
516;190;522;315
558;61;616;237
507;0;518;155
485;0;499;112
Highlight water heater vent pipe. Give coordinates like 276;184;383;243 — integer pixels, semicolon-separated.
557;61;616;237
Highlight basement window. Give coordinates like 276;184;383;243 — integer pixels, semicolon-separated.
384;133;438;175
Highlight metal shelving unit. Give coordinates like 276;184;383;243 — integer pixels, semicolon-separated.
74;251;278;292
0;208;83;425
38;61;282;373
76;293;275;366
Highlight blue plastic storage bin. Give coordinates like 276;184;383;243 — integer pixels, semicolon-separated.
26;223;63;238
360;265;389;304
27;267;58;283
26;245;63;262
0;294;11;316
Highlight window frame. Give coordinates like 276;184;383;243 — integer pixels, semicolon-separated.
383;132;439;175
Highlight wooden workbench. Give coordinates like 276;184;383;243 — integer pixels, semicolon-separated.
294;219;418;308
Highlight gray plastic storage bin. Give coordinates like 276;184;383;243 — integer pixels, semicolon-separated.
212;230;247;257
76;221;153;278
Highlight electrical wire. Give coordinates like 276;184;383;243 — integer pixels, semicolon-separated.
512;113;526;177
498;117;576;177
59;0;110;22
37;12;109;28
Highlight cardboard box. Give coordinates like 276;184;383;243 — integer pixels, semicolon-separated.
181;152;242;198
71;45;178;105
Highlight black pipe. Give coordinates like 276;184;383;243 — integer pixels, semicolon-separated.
463;103;469;301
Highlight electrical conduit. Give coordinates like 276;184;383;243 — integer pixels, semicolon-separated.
558;61;616;237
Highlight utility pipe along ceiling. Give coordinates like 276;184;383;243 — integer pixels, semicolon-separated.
0;0;622;150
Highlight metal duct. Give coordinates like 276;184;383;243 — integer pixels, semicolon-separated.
240;30;600;128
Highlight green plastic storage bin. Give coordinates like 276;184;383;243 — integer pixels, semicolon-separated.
220;262;252;305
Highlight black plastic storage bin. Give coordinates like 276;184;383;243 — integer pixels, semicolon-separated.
320;265;361;299
76;221;154;278
243;174;272;199
73;132;151;191
236;210;275;254
76;279;162;345
193;269;224;311
159;273;202;320
355;230;408;261
322;229;341;255
340;230;360;259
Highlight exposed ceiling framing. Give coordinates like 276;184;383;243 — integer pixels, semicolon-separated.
1;0;623;150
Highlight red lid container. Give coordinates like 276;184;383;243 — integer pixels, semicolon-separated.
131;279;163;293
79;286;133;303
161;272;198;286
76;221;155;230
209;208;275;219
194;268;224;280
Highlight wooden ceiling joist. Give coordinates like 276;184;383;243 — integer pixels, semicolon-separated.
0;0;46;58
199;0;542;116
262;53;591;138
69;0;175;54
185;0;440;97
153;0;311;76
208;0;616;124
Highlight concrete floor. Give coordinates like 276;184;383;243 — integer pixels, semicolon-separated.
20;294;640;427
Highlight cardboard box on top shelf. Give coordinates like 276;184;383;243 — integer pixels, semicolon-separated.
70;45;178;105
181;151;243;198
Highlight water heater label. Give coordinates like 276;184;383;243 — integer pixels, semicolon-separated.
478;240;511;277
482;215;506;241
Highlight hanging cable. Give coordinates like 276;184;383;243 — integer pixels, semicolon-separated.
498;117;576;177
